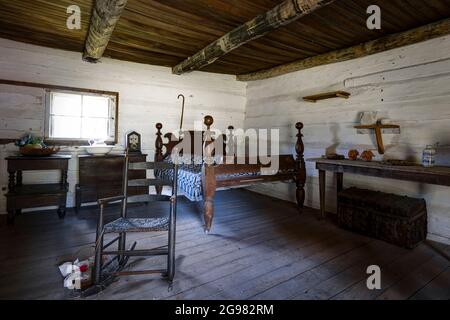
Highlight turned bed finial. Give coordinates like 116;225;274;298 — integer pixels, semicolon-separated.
204;115;214;130
227;125;235;158
155;122;163;162
155;123;164;195
295;122;304;161
203;116;214;165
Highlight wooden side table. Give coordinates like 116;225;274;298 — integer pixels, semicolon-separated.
5;155;71;224
308;158;450;219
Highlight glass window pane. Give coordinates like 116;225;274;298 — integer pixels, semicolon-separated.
81;118;109;140
51;93;82;116
51;116;81;138
83;96;110;117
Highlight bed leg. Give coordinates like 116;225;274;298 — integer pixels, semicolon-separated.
203;198;214;234
296;180;305;210
202;163;216;234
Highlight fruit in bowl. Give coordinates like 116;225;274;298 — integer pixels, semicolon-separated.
15;134;59;156
28;143;43;149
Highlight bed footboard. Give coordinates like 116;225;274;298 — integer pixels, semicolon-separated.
154;117;306;233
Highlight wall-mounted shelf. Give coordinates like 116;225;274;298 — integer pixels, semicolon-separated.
303;91;350;103
0;139;15;145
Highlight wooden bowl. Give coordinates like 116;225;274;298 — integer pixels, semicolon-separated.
19;146;60;157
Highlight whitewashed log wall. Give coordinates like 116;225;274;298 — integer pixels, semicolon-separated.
0;38;246;212
1;35;450;244
245;35;450;245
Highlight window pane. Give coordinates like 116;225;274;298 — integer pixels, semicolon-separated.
51;116;81;138
82;118;109;140
83;96;110;117
51;93;82;116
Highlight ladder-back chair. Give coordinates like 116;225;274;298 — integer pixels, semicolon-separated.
92;151;178;288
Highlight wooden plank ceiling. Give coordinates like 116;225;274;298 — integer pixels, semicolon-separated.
0;0;449;75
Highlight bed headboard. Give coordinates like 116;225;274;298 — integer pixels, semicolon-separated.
154;115;229;162
155;115;305;170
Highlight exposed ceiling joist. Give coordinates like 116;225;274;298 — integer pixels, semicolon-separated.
172;0;335;75
238;18;450;81
83;0;128;62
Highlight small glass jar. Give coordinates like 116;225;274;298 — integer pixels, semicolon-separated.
422;145;436;167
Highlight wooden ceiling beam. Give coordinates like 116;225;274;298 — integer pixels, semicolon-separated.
83;0;128;62
172;0;335;75
237;18;450;81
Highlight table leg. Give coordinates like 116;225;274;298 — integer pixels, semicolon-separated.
61;170;68;187
8;171;15;192
7;210;15;225
319;170;326;219
57;206;66;219
336;172;343;219
16;171;23;186
75;185;81;214
336;172;343;193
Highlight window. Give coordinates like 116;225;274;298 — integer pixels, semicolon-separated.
45;90;117;144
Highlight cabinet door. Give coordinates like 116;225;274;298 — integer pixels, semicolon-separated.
79;157;123;187
78;155;149;199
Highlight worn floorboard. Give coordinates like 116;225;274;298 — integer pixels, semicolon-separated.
0;189;448;300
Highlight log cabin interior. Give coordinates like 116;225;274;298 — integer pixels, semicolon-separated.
0;0;449;302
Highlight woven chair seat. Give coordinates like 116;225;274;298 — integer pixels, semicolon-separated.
103;217;169;233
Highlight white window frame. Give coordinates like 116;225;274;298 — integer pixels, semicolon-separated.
44;89;118;145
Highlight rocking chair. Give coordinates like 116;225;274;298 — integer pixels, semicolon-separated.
92;151;179;290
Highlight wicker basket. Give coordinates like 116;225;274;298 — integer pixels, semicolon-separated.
19;146;60;156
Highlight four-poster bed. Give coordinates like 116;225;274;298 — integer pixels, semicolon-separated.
154;116;306;232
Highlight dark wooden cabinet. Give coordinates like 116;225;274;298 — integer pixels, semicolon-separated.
5;155;71;224
75;154;148;211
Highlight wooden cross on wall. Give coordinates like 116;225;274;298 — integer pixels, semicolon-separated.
354;120;400;154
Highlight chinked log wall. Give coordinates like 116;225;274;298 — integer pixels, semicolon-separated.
244;35;450;245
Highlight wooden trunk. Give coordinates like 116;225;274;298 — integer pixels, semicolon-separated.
337;187;427;249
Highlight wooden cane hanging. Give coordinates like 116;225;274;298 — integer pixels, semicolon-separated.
177;94;185;131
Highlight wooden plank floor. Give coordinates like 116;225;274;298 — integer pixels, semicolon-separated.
0;189;448;300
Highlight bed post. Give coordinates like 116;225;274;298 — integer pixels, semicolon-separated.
227;125;235;160
155;123;164;195
202;115;216;233
295;122;306;211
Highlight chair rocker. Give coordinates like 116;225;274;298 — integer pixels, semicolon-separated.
90;152;179;293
